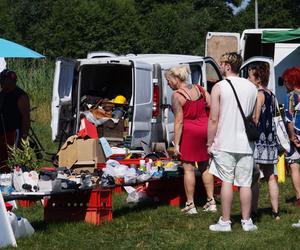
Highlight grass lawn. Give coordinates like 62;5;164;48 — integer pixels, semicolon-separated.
4;177;300;250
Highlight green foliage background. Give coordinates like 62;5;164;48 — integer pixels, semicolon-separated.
0;0;299;58
0;0;299;156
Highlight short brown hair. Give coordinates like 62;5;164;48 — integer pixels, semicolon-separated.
248;62;270;87
220;52;242;73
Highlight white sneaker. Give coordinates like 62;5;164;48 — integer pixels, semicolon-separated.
241;218;258;231
209;217;232;232
203;198;217;212
181;202;198;215
292;220;300;228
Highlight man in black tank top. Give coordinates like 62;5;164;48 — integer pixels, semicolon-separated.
0;69;30;172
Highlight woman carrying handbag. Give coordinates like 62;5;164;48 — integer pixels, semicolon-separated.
248;63;280;220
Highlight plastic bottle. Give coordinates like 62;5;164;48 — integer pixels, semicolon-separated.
146;159;153;172
139;160;146;171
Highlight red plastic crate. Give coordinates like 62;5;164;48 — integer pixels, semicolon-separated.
18;200;36;207
113;186;123;193
5;202;13;211
85;208;112;224
44;188;112;225
44;188;112;209
145;177;199;207
44;207;112;225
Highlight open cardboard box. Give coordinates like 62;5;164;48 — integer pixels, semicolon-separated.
58;136;106;168
71;160;96;174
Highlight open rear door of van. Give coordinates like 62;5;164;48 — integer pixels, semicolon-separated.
205;32;240;65
240;56;278;100
131;61;153;149
51;57;77;141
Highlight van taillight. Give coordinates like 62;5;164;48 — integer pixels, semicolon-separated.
152;84;159;117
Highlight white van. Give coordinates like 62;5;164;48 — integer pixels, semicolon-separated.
206;29;300;104
51;54;222;149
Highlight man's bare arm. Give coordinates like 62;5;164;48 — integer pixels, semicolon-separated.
207;84;220;148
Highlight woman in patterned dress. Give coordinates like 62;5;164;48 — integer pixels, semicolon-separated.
248;62;280;220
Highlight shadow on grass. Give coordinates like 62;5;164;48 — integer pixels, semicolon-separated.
31;220;50;232
229;207;289;224
113;200;161;218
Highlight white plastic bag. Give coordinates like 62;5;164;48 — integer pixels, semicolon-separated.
7;212;35;239
22;171;39;192
125;186;148;204
13;167;25;192
114;164;129;178
273;99;290;152
0;173;12;186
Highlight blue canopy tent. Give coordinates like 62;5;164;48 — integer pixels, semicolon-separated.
0;38;44;58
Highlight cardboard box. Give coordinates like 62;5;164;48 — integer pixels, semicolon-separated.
97;119;124;139
71;161;96;174
58;137;106;168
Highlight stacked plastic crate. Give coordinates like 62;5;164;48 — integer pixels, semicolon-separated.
44;188;112;225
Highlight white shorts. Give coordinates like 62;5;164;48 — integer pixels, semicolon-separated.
209;149;254;187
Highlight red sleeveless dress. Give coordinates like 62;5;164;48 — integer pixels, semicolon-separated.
178;89;209;162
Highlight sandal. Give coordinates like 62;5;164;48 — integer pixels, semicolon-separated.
272;210;280;220
181;201;198;214
203;198;217;212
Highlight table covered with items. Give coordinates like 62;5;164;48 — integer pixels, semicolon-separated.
1;143;206;226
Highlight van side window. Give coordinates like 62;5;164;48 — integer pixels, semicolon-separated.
190;64;202;84
205;62;221;93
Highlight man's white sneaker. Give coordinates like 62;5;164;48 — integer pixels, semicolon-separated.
203;198;217;212
209;217;232;232
181;202;198;214
292;220;300;228
241;218;258;231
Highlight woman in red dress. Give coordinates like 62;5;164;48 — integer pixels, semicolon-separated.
165;65;216;214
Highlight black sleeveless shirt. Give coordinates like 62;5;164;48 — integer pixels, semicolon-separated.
0;87;27;134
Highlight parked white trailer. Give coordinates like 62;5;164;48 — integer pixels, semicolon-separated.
206;29;300;104
51;54;222;149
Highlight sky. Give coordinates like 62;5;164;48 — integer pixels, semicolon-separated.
226;0;251;15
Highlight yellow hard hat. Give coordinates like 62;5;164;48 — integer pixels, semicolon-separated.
112;95;126;104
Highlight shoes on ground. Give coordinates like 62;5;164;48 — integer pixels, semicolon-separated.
271;210;280;220
292;220;300;228
203;198;217;212
209;217;232;232
294;198;300;207
241;218;258;231
181;201;198;215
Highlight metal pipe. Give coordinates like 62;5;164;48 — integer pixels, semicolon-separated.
255;0;258;29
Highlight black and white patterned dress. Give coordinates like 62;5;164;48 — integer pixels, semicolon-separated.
254;90;278;164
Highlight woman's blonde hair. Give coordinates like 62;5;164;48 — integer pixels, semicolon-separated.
165;65;190;82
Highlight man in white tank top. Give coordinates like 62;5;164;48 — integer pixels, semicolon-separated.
207;52;258;232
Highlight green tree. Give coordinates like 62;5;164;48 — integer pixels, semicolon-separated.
232;0;300;30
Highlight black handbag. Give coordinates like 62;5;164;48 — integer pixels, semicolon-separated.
226;79;259;142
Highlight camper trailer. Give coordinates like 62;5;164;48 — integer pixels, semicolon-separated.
206;29;300;104
51;54;222;149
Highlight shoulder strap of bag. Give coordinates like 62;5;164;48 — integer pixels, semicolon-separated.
270;92;280;117
225;79;247;122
